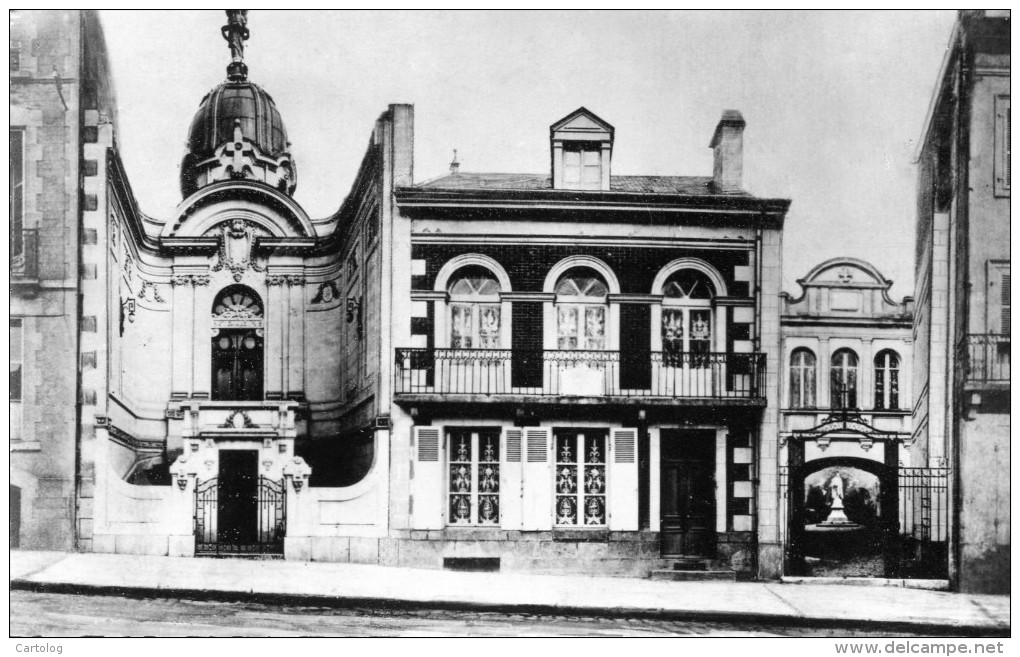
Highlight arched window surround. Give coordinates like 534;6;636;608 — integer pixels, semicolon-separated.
650;259;728;354
433;254;512;350
542;256;620;351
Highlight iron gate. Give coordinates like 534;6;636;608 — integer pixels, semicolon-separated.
195;476;287;556
780;464;950;579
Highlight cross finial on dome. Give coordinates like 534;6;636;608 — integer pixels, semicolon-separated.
222;10;250;82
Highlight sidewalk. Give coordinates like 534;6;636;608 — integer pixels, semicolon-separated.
9;550;1010;635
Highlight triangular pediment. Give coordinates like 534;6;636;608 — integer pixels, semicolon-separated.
550;107;614;139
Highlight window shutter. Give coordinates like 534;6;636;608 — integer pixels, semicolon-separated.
1001;271;1011;334
608;428;639;531
411;426;443;530
499;428;524;530
521;427;552;531
995;96;1010;195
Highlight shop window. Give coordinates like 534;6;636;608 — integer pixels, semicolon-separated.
873;350;900;410
830;348;859;409
789;348;817;408
447;428;500;525
554;429;607;526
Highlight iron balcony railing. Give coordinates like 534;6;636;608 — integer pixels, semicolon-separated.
959;333;1010;385
394;348;765;399
10;228;38;280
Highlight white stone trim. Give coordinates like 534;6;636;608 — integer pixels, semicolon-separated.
650;257;729;297
542;255;621;294
434;253;513;293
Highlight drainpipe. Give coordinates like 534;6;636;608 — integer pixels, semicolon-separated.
752;225;764;577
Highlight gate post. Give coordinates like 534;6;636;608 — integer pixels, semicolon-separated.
168;458;197;557
786;438;805;576
884;441;900;577
282;456;312;560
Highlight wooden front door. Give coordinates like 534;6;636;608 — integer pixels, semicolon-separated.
217;450;259;545
660;430;716;557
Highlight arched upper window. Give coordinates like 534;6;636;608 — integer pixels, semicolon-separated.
448;266;501;349
213;285;264;323
662;269;716;300
830;348;859;409
874;350;900;410
555;268;608;350
212;286;264;401
661;269;715;359
789;348;817;409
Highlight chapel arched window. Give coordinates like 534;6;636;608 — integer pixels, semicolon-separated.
830;348;859;410
789;348;817;408
211;285;264;401
873;350;900;410
554;268;608;350
449;266;501;349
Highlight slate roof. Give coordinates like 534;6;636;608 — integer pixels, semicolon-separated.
416;172;748;196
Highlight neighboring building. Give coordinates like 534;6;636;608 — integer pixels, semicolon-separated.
10;10;116;550
325;105;792;578
913;10;1010;594
779;258;927;580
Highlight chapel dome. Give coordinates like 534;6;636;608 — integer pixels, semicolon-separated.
179;11;297;199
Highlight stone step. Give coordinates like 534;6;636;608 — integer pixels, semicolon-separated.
671;558;711;571
649;569;737;582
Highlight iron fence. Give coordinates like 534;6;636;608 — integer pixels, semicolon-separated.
898;466;949;579
959;334;1010;384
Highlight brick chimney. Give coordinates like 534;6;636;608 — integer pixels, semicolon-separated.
709;110;746;193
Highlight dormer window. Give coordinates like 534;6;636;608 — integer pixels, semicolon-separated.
563;143;602;190
550;107;614;191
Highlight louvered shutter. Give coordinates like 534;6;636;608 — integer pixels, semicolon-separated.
521;427;552;531
1001;271;1010;334
411;426;443;529
608;428;639;531
499;428;524;530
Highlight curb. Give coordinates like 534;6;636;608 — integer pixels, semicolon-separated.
10;578;1008;637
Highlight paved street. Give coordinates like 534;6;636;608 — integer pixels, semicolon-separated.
11;591;946;637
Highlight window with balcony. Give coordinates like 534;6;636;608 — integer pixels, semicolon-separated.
554;429;607;526
447;428;500;526
830;348;859;409
789;348;817;409
10;318;23;442
10;129;24;266
555;268;608;350
449;267;502;349
661;269;714;364
873;350;900;410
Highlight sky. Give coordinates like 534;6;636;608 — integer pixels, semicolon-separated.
99;10;957;299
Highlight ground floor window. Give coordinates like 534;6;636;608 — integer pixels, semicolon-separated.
447;428;500;525
555;428;607;526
